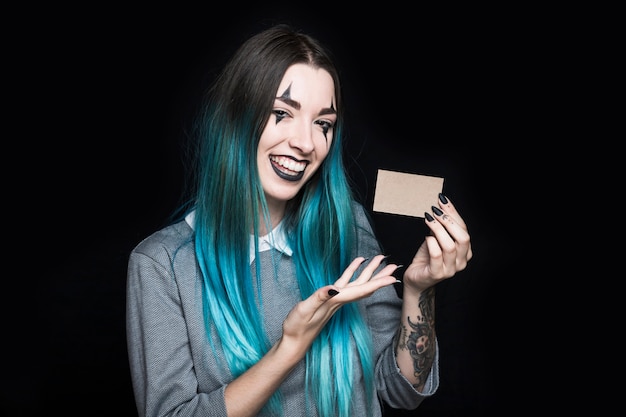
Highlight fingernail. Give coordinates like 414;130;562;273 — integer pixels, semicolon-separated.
425;212;435;222
438;193;448;204
328;289;339;297
432;206;443;216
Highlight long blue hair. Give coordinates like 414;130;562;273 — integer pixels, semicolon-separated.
180;25;375;416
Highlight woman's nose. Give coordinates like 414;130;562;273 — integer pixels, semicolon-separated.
288;122;315;154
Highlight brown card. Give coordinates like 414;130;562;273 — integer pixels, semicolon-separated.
373;169;444;218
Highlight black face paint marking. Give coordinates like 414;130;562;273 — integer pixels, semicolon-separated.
275;84;297;125
279;84;292;101
320;101;336;141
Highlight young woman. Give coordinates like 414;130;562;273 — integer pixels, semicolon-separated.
126;24;472;417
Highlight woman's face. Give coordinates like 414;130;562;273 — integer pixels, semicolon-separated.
257;63;337;210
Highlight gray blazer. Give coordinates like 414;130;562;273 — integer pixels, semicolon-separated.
126;204;438;416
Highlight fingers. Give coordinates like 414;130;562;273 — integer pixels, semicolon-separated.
434;193;467;229
334;255;399;287
423;194;473;275
334;256;370;288
330;255;400;301
291;277;385;328
351;254;394;284
298;255;397;320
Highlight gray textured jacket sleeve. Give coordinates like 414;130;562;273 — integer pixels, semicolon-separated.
126;222;229;417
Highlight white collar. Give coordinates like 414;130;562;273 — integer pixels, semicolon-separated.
249;220;292;264
185;210;293;264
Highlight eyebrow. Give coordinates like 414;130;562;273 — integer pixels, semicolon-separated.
276;96;300;110
319;104;337;117
275;96;337;117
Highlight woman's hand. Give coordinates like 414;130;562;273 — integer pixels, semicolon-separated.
279;255;398;360
403;194;473;293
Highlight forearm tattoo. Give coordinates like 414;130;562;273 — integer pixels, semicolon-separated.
396;287;436;390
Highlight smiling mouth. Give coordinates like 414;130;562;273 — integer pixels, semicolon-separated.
269;155;307;182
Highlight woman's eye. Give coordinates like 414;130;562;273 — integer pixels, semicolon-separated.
273;109;289;124
315;120;334;136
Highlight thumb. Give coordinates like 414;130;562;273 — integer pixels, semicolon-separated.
326;286;340;298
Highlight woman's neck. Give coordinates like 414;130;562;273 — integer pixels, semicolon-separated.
258;199;286;236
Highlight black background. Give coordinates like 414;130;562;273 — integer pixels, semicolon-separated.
6;6;538;416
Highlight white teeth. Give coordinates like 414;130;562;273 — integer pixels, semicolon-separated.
270;156;305;172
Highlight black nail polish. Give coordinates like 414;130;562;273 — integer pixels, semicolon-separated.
438;193;448;204
328;289;339;297
425;212;435;222
432;206;443;216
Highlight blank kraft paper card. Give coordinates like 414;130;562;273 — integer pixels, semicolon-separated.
373;169;444;218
